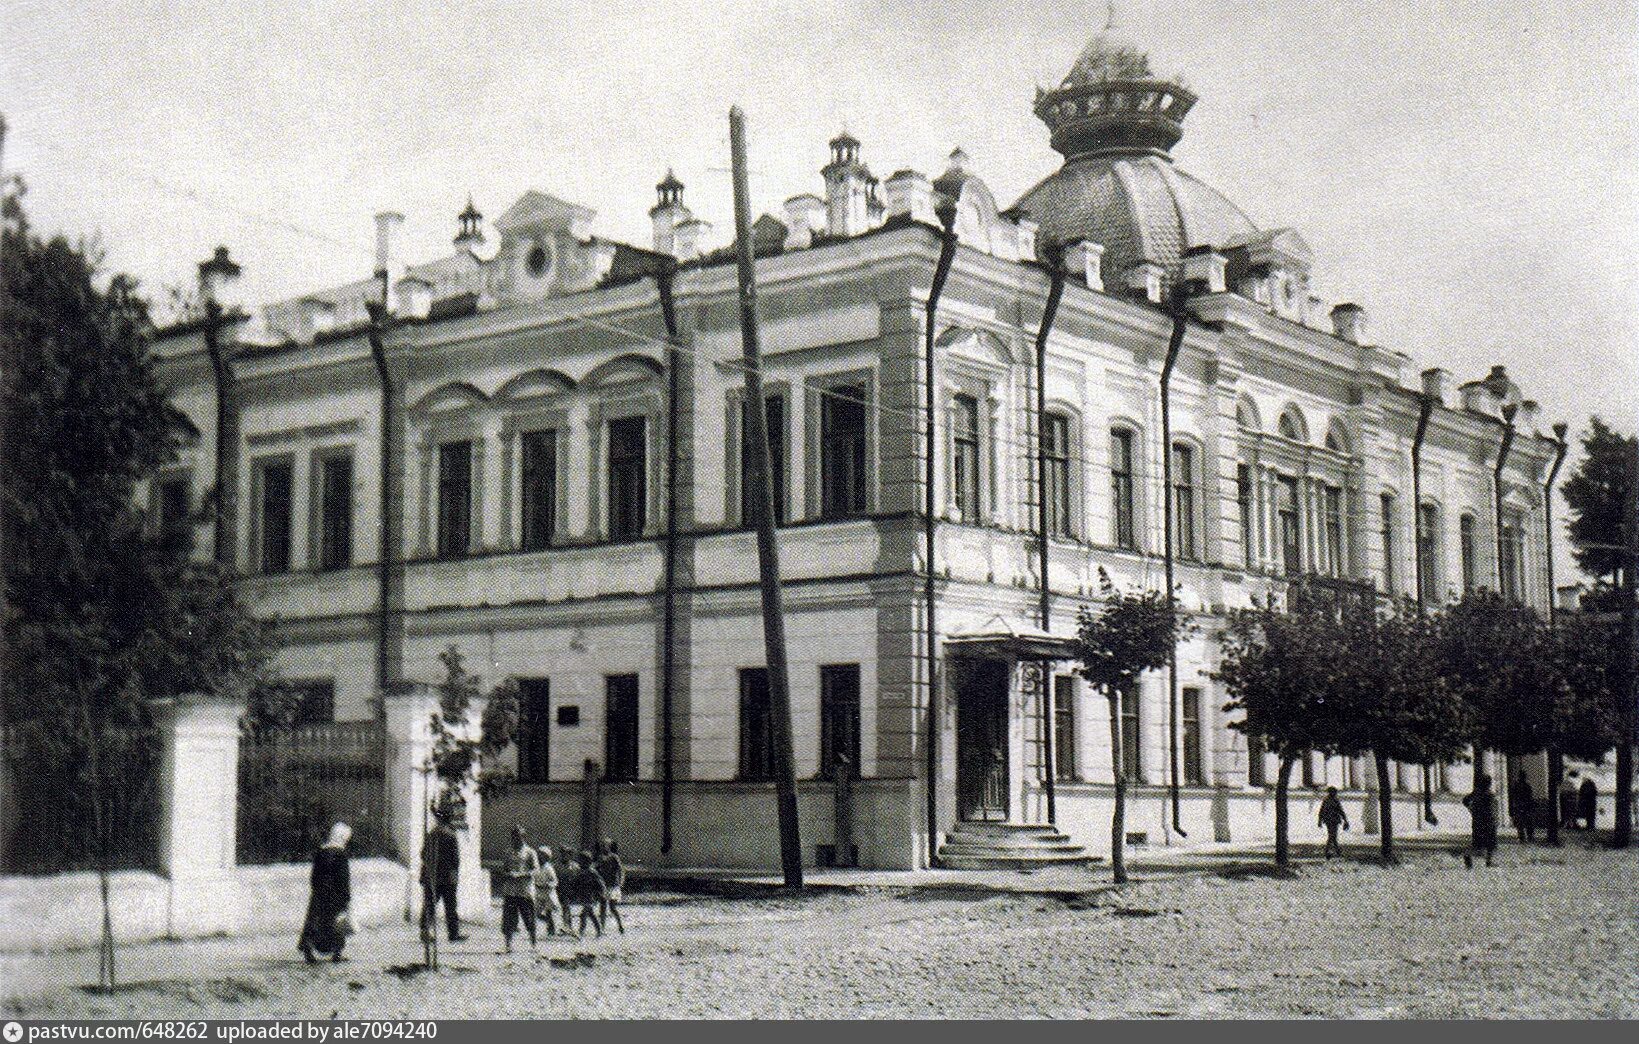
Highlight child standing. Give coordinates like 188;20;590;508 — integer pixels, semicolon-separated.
499;825;539;953
595;838;626;935
533;845;562;937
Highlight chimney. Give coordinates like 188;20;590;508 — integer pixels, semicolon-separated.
1518;399;1540;432
196;245;243;314
396;276;432;320
1483;364;1511;398
822;130;870;237
783;194;826;250
1011;215;1039;262
649;170;690;256
1330;302;1367;344
1063;240;1105;291
374;211;406;296
1125;261;1165;304
673;218;710;262
883;171;934;225
1181;245;1227;294
1421;367;1451;407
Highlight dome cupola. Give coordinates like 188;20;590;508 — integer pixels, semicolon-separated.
1033;5;1196;160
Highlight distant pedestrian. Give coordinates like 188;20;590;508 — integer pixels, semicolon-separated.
596;838;626;934
1463;775;1498;868
1318;787;1349;859
1510;773;1535;843
565;850;607;938
1579;777;1598;831
499;825;539;953
1560;771;1580;829
534;845;562;937
419;813;465;942
299;822;353;964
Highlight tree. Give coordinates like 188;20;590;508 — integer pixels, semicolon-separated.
1558;417;1635;849
1338;595;1470;864
1073;569;1188;883
1217;584;1357;868
0;185;272;989
1562;416;1634;589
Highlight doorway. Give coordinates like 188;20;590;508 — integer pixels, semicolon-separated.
955;658;1009;821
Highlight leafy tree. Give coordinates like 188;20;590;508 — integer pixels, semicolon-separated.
1217;584;1357;868
1560;416;1635;849
1337;595;1469;864
1562;416;1634;589
1073;569;1188;883
426;646;520;825
0;185;273;988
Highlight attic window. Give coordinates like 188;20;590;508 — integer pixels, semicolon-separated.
526;243;549;277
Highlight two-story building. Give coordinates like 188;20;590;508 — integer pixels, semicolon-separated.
150;21;1562;870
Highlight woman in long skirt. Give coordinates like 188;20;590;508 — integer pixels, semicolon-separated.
1462;776;1498;868
299;822;353;963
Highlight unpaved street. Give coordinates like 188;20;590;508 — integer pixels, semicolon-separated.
5;840;1636;1018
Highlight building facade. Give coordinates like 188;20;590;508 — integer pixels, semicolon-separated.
151;23;1563;869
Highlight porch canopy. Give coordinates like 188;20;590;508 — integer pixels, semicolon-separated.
944;618;1078;662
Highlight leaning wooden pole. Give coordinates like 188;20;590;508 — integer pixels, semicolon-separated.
728;106;802;888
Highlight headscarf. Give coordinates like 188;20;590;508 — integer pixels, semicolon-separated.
324;822;353;849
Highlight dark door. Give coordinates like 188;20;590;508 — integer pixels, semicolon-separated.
956;659;1009;821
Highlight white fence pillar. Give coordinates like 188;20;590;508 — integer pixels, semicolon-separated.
154;693;245;938
384;686;489;925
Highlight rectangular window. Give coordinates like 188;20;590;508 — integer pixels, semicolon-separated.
157;474;191;543
738;667;774;781
1182;686;1204;785
1247;734;1267;787
1322;485;1344;577
436;440;472;558
255;457;293;574
1044;413;1072;537
1380;493;1397;594
1301;751;1318;788
1053;675;1077;781
1171;443;1196;560
604;674;639;782
1238;464;1255;570
1118;682;1141;782
1345;757;1360;791
317;454;353;571
515;679;551;784
288;681;335;727
607;416;647;539
1277;476;1301;576
1500;515;1524;601
952;394;981;521
1460;514;1477;593
740;394;786;525
819;664;861;780
1417;503;1440;604
821;385;868;519
520;429;557;551
1110;429;1136;550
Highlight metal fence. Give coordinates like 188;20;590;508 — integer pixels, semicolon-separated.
237;722;388;865
0;723;163;875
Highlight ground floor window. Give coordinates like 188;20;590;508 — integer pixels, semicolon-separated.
738;668;774;781
1182;686;1204;785
819;664;861;780
604;674;639;782
1247;735;1267;787
516;678;550;784
1118;683;1141;782
1053;675;1077;782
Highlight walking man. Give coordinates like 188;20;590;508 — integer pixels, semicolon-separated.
1510;772;1536;843
499;825;540;954
1318;786;1349;859
1463;774;1498;868
1579;776;1598;831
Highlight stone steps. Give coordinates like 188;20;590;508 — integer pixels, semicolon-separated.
937;821;1098;870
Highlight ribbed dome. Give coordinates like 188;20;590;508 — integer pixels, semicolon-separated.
1014;153;1257;282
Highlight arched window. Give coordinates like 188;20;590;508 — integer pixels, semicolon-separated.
1324;420;1351;454
1236;396;1262;432
1043;411;1074;538
1380;492;1398;594
1417;502;1441;604
1277;405;1308;442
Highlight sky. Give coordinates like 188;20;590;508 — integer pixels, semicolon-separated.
3;0;1637;440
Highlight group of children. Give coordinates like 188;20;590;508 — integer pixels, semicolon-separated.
498;826;627;953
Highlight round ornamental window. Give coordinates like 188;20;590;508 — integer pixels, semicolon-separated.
526;243;549;278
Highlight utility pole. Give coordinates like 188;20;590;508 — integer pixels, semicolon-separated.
1616;436;1637;849
0;112;11;714
728;106;802;888
1543;423;1569;847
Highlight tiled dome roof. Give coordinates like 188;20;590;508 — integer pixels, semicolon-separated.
1013;153;1257;283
